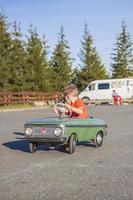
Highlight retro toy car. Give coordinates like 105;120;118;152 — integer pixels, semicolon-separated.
24;103;107;154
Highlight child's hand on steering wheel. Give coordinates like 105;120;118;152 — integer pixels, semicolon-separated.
54;103;72;117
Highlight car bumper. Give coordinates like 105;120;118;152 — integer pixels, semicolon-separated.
24;136;67;144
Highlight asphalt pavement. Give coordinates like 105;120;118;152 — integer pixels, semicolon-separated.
0;105;133;200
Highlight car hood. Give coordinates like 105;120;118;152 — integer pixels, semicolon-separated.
25;117;107;127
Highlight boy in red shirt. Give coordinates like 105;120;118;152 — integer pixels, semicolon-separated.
54;84;88;118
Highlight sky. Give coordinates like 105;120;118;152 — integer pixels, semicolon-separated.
0;0;133;73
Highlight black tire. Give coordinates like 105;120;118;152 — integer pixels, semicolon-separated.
94;132;103;147
68;134;76;154
29;143;37;153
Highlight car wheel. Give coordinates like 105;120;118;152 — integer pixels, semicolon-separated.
68;134;76;154
29;143;37;153
94;132;103;147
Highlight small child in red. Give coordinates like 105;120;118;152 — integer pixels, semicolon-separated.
54;84;88;118
64;84;88;118
112;90;123;105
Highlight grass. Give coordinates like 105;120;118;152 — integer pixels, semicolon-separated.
0;102;54;111
0;103;37;111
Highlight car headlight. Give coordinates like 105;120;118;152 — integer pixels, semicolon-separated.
54;127;62;137
25;127;33;136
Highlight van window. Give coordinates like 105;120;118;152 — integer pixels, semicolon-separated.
111;81;124;88
89;84;95;91
98;83;110;90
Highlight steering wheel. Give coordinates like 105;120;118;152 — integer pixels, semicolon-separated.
54;103;72;117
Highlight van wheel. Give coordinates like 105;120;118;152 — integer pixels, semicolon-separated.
94;132;103;147
68;134;76;154
82;97;90;105
29;143;37;153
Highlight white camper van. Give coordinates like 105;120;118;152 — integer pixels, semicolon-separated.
79;78;133;102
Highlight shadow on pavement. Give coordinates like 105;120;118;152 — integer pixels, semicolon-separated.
77;141;95;147
3;139;94;153
3;140;29;152
12;132;25;136
3;140;49;153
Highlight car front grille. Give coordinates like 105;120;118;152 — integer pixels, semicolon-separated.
33;126;55;137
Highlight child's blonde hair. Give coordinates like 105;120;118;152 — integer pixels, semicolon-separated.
63;84;78;97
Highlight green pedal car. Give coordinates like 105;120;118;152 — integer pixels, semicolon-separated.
24;103;107;154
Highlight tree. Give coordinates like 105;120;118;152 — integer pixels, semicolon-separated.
111;21;133;78
0;11;12;91
25;26;49;91
50;26;73;91
75;24;107;91
9;21;26;91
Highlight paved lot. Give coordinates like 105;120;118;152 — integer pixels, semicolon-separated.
0;105;133;200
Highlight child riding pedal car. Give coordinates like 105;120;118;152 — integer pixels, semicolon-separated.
54;84;88;118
